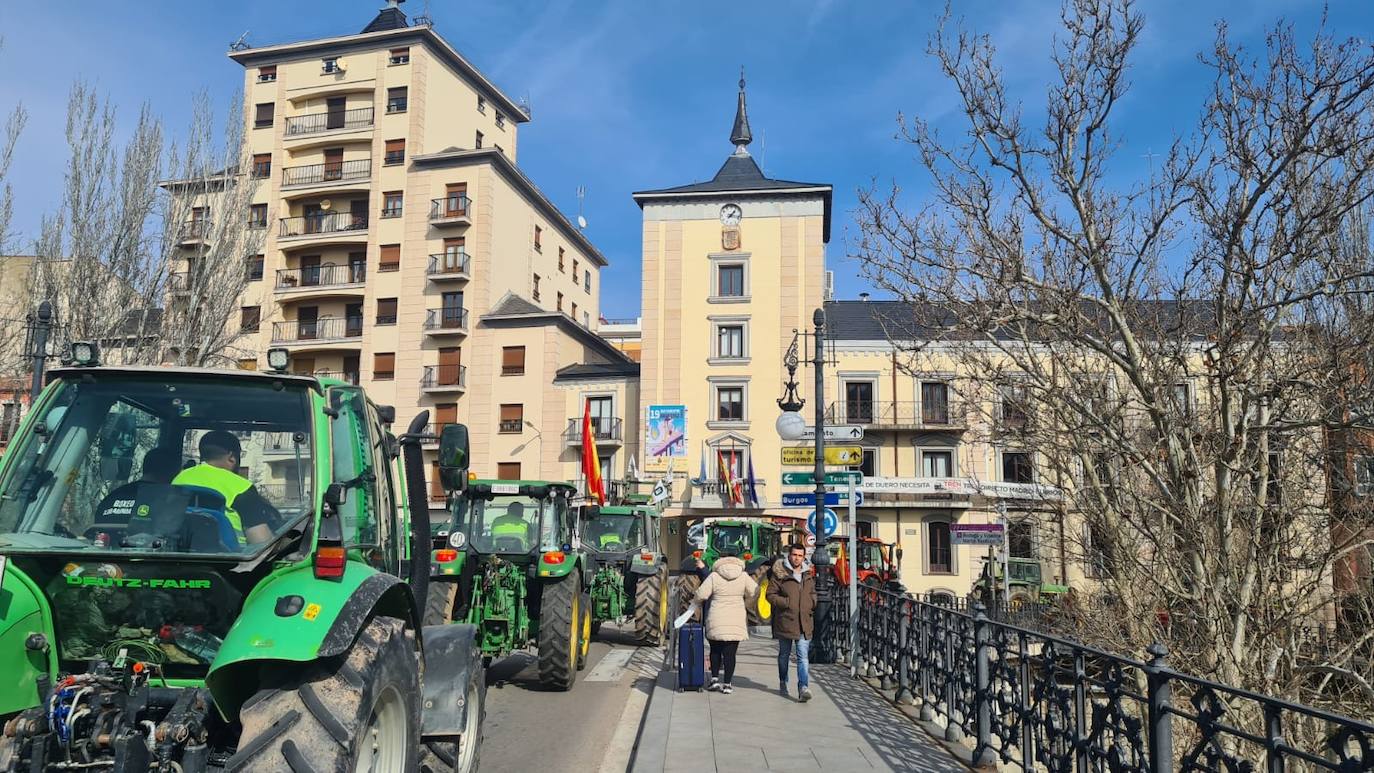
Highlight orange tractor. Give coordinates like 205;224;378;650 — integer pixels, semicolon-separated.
830;536;905;593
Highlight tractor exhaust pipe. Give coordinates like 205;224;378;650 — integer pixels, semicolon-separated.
399;411;432;608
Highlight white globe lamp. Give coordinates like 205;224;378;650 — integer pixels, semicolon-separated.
775;411;807;441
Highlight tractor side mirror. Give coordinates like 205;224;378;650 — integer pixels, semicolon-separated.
323;482;347;511
438;423;470;491
896;545;904;562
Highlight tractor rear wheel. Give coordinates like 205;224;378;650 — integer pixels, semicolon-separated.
418;664;486;773
634;568;668;646
537;572;581;690
674;573;702;622
424;580;460;626
228;616;420;772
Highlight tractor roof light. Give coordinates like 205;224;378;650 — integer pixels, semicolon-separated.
266;347;290;373
70;341;100;367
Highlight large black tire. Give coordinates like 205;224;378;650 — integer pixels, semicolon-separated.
537;571;581;690
228;616;420;772
418;665;486;773
674;573;702;622
634;568;669;646
424;580;460;626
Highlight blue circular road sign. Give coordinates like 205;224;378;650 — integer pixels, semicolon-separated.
807;508;839;539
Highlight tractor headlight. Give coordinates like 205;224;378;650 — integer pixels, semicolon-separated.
266;347;290;372
71;341;100;367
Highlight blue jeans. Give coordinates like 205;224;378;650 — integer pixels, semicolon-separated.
777;636;810;689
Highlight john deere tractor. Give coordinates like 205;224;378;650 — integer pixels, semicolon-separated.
0;353;485;772
676;518;783;626
581;499;669;645
972;556;1070;609
424;447;592;690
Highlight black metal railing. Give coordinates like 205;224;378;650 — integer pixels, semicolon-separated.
169;272;194;293
564;417;623;443
281;159;372;187
420;365;466;389
429;195;471;221
832;587;1374;772
499;419;523;433
259;483;312;506
283;106;374;137
421;422;458;444
825;400;968;428
181;219;211;241
278;212;368;238
427;252;471;277
423;307;469;332
270;317;363;343
275;264;366;289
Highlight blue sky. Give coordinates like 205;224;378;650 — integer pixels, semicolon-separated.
2;1;1369;319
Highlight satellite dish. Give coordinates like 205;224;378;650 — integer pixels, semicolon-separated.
577;215;588;230
319;199;333;210
335;58;348;71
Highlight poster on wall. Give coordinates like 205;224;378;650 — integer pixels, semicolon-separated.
644;404;687;472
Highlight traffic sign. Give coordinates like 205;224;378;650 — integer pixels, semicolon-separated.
780;446;865;466
781;471;863;486
804;532;817;547
780;491;864;508
950;523;1005;546
807;508;839;538
796;425;865;441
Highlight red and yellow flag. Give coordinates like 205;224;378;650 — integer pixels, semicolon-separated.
582;400;606;504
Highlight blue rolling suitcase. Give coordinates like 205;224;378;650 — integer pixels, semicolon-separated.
676;621;706;692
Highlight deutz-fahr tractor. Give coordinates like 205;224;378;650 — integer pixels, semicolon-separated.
676;518;783;626
425;439;592;690
0;353;485;772
831;536;905;593
581;499;669;645
972;556;1070;609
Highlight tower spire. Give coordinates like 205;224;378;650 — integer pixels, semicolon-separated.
730;66;752;156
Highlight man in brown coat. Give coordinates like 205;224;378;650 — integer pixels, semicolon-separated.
766;543;817;702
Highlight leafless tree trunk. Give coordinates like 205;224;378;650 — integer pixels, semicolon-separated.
0;37;31;377
854;0;1374;728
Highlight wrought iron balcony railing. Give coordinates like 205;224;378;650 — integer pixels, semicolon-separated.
420;364;467;389
423;307;469;332
564;417;623;444
428;195;471;222
275;264;366;289
281;159;371;187
271;316;363;343
283;106;375;137
278;212;368;238
427;251;471;278
825;400;968;429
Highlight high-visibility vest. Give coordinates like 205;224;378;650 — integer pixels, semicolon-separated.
598;532;623;548
491;515;529;543
172;463;252;537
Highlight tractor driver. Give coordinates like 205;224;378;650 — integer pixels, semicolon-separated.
489;501;535;551
172;430;277;546
92;446;182;526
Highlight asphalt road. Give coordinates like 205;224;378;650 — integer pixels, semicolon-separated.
478;621;660;772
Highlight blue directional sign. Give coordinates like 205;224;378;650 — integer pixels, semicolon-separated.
807;508;840;538
782;491;863;509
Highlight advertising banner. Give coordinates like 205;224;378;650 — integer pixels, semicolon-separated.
645;404;687;472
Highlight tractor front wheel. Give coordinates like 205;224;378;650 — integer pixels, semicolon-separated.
537;572;582;690
228;616;420;772
674;573;702;622
634;568;668;646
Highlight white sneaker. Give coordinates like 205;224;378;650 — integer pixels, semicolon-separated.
799;686;813;702
707;678;723;692
722;684;734;694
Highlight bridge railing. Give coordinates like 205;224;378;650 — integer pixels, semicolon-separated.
831;587;1374;771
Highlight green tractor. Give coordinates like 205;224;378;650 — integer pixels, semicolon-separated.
0;355;485;771
424;442;591;690
676;518;783;626
972;556;1070;609
581;499;670;645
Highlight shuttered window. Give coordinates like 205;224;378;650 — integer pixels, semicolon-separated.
258;65;277;83
379;244;400;272
374;352;395;380
376;298;397;325
497;463;521;481
254;102;274;128
384;139;405;165
501;346;525;375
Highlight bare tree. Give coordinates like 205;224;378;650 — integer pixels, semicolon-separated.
0;36;31;378
854;0;1374;727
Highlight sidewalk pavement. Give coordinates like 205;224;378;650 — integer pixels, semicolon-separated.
630;635;970;772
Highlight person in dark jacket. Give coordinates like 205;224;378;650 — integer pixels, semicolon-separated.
765;543;817;702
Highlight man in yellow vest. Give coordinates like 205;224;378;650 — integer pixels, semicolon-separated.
489;501;534;551
173;430;277;546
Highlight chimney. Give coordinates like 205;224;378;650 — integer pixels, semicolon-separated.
859;292;870;302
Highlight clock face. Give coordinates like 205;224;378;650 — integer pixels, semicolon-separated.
720;204;742;226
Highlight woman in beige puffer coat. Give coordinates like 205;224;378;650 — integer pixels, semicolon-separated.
694;553;758;693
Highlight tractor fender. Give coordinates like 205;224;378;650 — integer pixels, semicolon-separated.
206;563;418;718
0;562;58;716
419;623;482;737
627;562;659;577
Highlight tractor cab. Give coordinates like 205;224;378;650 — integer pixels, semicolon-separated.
831;536;903;590
582;505;648;555
446;480;578;562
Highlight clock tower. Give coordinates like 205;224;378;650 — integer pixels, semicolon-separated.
632;72;832;558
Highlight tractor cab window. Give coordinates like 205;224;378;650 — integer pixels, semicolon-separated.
1008;560;1041;584
326;387;395;572
710;524;751;556
0;374;314;558
857;542;883;570
584;512;643;551
461;494;554;555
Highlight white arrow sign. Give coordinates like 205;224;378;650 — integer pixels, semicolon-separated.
797;425;865;441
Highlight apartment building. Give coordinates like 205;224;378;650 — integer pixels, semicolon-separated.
182;5;622;492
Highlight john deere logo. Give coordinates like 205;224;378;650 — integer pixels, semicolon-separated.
136;504;151;518
65;576;212;590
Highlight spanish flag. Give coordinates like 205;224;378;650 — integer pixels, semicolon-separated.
582;401;606;504
718;449;742;506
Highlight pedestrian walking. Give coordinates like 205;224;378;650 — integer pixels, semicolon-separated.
693;548;757;694
766;543;816;702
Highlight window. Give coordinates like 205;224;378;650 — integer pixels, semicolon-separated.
717;386;744;421
501;346;526;376
921;382;952;424
716;325;745;358
475;131;483;149
1002;451;1034;484
556;292;564;312
496;112;505;129
570;302;578;320
558;247;565;272
1008;521;1035;558
240;306;261;333
499;404;524;433
927;521;953;574
237;358;258;371
379;244;401;272
382;191;403;218
383;138;405;166
248;204;268;229
1171;382;1192;414
718;264;745;297
532;274;540;300
584;270;591;293
245;254;264;282
373;352;395;381
497;462;521;481
477;96;486;113
852;448;878;478
254;102;274;128
251;153;271;179
582;311;590;328
386;87;408;113
715;448;746;480
389;47;410;65
922;449;954;478
322;57;341;74
1000;383;1030;430
844;381;875;423
572;258;578;277
376;298;397;325
257;65;277;83
1355;456;1374;496
534;226;543;252
1084;521;1113;579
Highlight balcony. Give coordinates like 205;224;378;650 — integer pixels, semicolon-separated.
429;195;472;226
499;419;524;433
427;252;471;282
282;159;371;189
179;219;211;244
423;307;469;336
169;271;194;295
564;417;624;447
421;365;467;393
278;212;368;242
271;317;363;345
275;264;367;297
689;479;768;510
420;422;458;447
261;431;308;459
825;400;967;431
283;106;374;138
